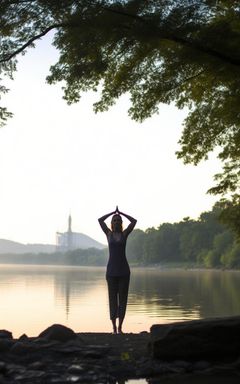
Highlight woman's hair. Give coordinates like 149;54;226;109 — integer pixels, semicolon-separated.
111;214;123;232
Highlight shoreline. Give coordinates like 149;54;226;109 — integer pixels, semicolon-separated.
0;319;240;383
0;262;239;272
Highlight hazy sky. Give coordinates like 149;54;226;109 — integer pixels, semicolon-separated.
0;34;221;245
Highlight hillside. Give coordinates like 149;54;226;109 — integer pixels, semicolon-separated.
0;239;55;254
0;235;105;254
70;232;106;250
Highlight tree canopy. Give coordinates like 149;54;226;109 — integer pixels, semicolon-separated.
126;202;240;268
1;0;240;227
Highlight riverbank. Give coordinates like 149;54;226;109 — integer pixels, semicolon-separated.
1;319;240;383
1;260;240;271
132;262;240;271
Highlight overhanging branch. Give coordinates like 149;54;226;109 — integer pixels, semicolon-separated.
104;5;240;68
0;23;64;64
1;4;240;69
162;69;206;93
164;33;240;68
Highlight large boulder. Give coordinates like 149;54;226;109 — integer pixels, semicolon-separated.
38;324;76;342
150;316;240;361
0;330;12;339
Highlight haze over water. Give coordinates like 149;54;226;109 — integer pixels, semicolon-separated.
0;265;240;338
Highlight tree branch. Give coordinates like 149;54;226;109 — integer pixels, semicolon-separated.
0;23;64;63
102;5;146;24
163;33;240;68
104;6;240;68
165;69;206;93
1;4;239;69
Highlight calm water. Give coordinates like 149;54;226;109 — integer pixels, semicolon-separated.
0;265;240;337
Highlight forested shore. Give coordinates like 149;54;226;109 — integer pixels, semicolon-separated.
0;203;239;269
127;203;240;269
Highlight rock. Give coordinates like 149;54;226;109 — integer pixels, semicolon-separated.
0;338;14;352
81;345;110;359
28;361;46;370
18;333;29;341
136;359;154;376
0;361;7;374
4;328;240;382
192;360;211;371
150;316;240;361
14;369;45;380
33;338;60;347
231;357;240;369
0;330;12;339
51;344;84;355
67;364;85;374
38;324;77;342
173;360;192;370
10;341;39;355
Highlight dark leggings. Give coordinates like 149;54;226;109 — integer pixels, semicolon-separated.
106;275;130;320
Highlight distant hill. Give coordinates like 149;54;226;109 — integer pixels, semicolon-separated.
0;239;55;254
68;232;106;250
0;236;105;254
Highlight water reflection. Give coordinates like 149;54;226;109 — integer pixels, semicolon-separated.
0;265;240;337
53;267;105;318
129;269;240;320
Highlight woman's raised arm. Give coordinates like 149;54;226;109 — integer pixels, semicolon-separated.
117;208;137;235
98;209;116;235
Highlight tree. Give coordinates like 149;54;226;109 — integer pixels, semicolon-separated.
220;241;240;268
178;219;205;262
1;1;240;217
154;223;180;262
216;195;240;240
203;231;233;267
126;228;146;264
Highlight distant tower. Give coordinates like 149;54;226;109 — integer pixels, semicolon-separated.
68;214;72;233
67;214;72;250
56;214;103;252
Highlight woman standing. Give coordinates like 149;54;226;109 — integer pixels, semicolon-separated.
98;206;137;334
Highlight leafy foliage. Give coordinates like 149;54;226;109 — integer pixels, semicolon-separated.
1;1;240;220
216;195;240;239
126;202;239;268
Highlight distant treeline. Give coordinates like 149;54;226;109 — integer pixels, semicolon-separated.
0;247;108;266
0;203;239;268
126;203;240;268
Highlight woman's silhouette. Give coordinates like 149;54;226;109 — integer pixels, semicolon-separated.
98;206;137;333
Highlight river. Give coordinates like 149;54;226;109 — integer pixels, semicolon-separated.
0;264;240;337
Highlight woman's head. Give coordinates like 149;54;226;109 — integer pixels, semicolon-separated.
111;214;123;232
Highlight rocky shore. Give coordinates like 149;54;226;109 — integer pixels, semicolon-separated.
0;317;240;383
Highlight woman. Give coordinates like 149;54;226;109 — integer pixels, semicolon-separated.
98;206;137;333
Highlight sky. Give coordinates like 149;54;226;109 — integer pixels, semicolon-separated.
0;34;221;246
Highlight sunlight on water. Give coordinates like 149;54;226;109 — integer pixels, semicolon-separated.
0;265;240;337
